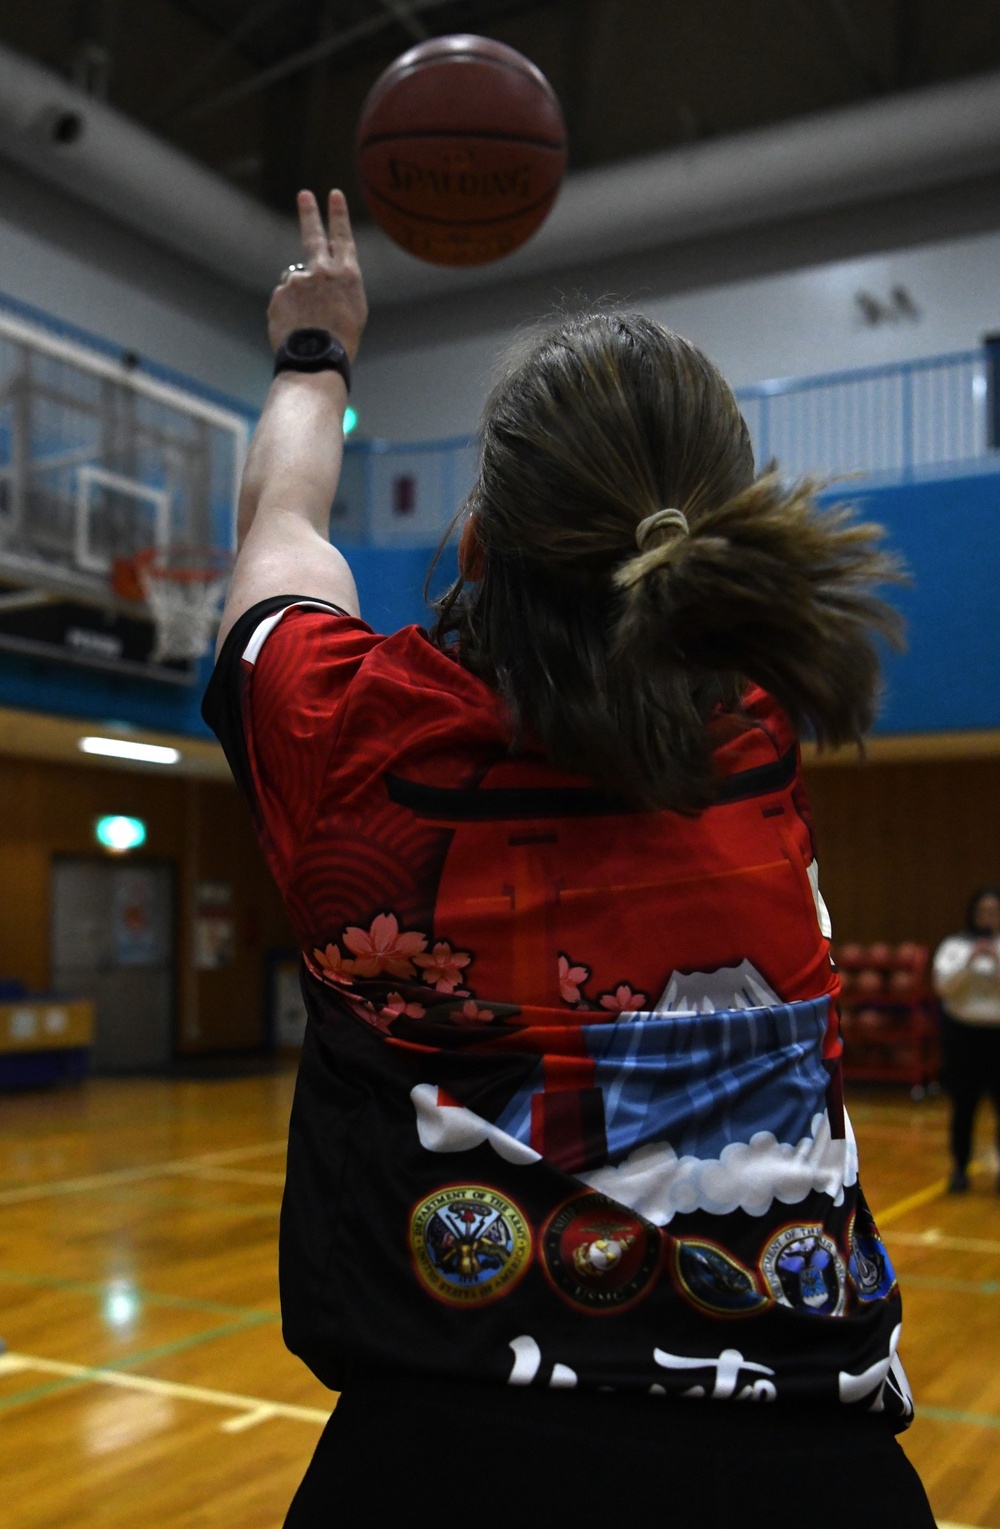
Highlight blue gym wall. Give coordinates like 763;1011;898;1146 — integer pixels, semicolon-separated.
0;469;995;741
832;470;1000;735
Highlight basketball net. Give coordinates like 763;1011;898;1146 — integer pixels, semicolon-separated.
137;547;233;663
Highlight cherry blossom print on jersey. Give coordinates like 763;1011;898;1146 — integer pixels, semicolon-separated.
415;940;473;993
558;954;591;1005
313;942;355;985
343;912;427;979
599;984;648;1015
379;992;427;1023
453;1000;496;1025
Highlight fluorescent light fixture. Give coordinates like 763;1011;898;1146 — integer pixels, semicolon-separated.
79;736;180;765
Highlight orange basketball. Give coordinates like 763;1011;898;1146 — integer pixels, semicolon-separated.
356;34;567;267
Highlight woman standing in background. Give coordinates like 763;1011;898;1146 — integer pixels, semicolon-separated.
933;887;1000;1193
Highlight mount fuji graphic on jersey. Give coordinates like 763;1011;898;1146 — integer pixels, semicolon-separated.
654;958;780;1015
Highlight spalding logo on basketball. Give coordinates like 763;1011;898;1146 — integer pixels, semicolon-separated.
356;34;567;267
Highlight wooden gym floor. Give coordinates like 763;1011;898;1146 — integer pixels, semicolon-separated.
1;1073;998;1528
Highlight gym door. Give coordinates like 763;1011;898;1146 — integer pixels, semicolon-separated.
50;858;175;1072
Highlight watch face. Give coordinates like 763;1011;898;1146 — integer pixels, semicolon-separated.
290;329;333;360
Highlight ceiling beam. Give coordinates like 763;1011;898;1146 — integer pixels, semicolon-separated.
179;0;456;125
155;0;290;122
375;0;429;42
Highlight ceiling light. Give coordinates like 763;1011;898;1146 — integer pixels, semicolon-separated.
79;736;180;765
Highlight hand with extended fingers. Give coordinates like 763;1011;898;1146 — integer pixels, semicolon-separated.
267;189;368;361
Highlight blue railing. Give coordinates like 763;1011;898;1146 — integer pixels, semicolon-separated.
341;347;997;547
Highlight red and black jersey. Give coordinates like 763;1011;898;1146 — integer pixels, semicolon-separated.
203;597;910;1423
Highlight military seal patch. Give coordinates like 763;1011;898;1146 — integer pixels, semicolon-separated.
541;1191;661;1314
760;1223;846;1317
672;1238;771;1318
409;1184;532;1307
847;1205;897;1304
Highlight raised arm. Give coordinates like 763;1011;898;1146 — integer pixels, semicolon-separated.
216;189;369;652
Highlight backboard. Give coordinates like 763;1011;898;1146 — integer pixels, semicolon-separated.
0;308;250;684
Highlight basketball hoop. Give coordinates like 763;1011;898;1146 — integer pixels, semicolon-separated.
134;546;233;663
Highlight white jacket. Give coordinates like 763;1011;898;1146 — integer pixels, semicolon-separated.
933;934;1000;1025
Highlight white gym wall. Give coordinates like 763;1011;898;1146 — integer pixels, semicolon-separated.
351;225;1000;442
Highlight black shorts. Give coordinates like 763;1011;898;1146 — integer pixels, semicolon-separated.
284;1374;934;1528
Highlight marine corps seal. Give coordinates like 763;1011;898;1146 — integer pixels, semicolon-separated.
409;1184;532;1307
541;1191;661;1313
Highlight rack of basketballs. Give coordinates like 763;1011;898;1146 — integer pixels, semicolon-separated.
834;942;939;1098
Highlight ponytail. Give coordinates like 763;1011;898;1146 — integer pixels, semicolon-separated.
611;473;903;800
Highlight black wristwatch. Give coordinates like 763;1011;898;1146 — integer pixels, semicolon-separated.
273;328;352;392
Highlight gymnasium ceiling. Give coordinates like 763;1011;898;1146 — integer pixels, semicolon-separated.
1;0;999;227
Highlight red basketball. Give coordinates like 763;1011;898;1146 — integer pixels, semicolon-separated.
356;35;567;267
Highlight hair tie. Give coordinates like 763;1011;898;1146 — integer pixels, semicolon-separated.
634;507;689;552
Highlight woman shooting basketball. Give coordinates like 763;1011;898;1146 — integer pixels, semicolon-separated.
205;191;933;1525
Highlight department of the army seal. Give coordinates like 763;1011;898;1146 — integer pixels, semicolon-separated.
409;1184;532;1307
540;1191;661;1314
760;1223;846;1317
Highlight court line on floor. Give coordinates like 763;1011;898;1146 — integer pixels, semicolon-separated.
0;1140;287;1205
0;1351;330;1431
892;1230;1000;1256
875;1154;992;1229
186;1166;286;1186
921;1404;1000;1430
0;1267;280;1319
902;1274;1000;1295
67;1185;282;1217
877;1176;952;1227
0;1312;282;1416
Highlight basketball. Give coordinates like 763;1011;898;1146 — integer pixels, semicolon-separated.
355;34;567;267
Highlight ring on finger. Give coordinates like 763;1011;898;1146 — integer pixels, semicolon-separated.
278;262;306;286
